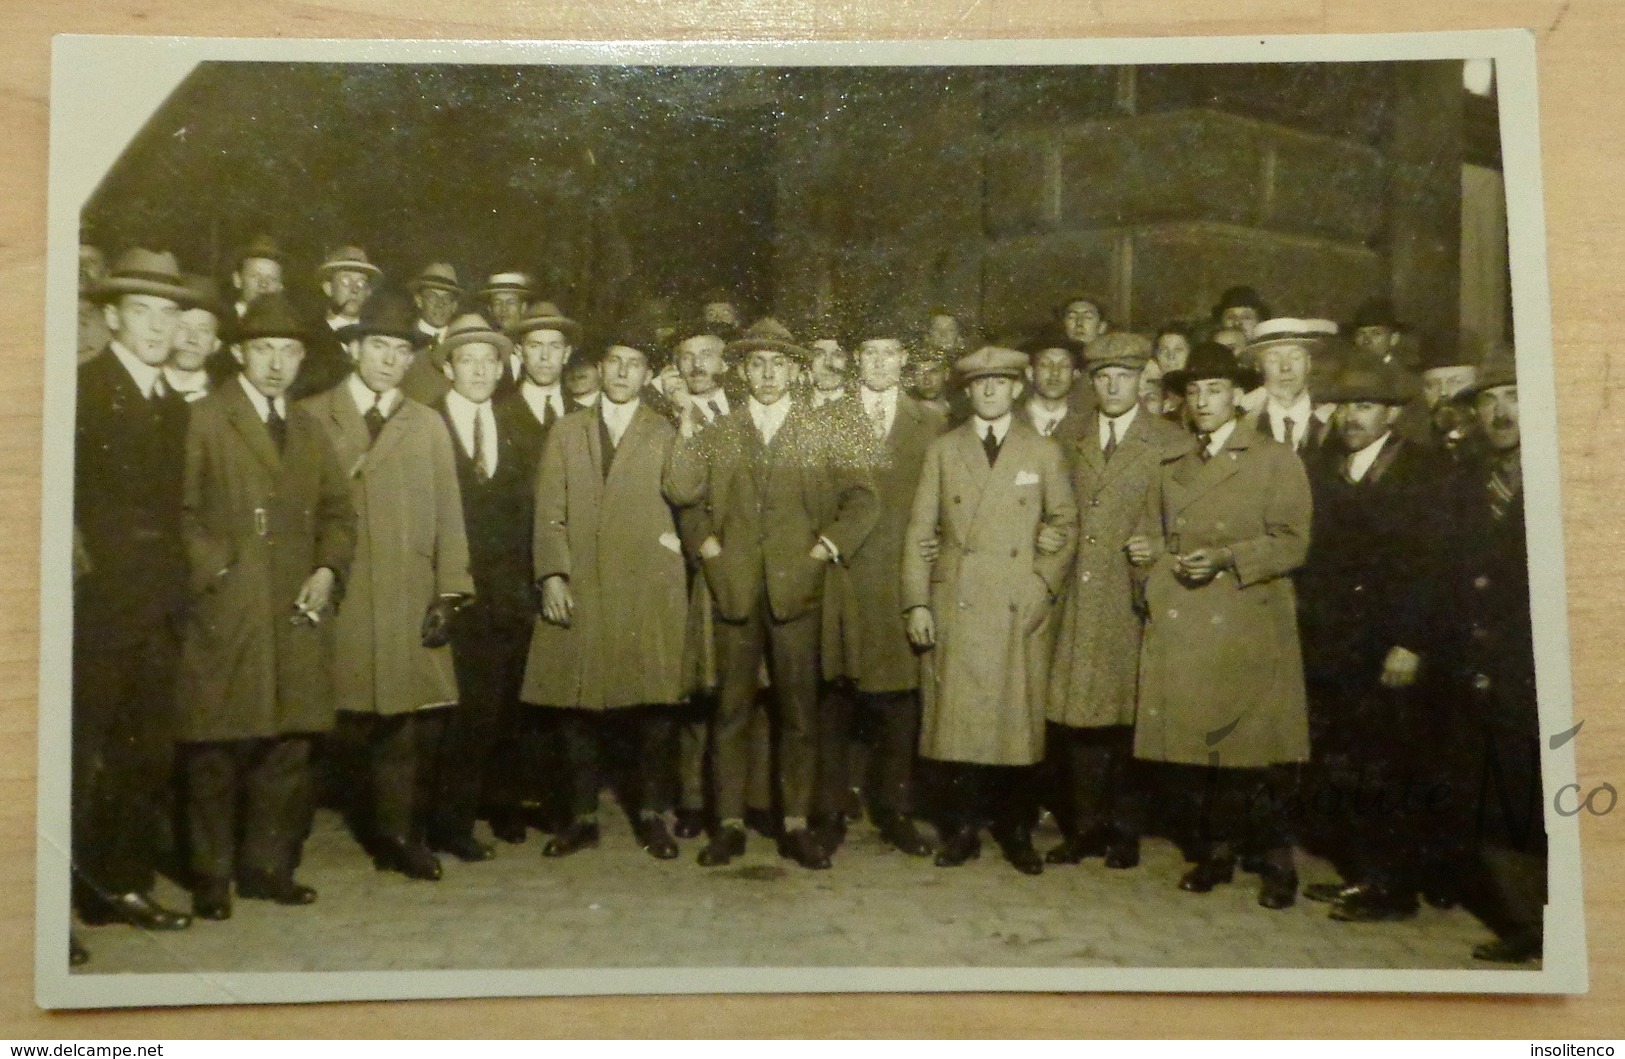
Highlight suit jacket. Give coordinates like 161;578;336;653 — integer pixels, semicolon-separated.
74;348;190;648
302;383;473;715
663;398;880;625
436;396;536;631
1132;425;1312;767
1048;409;1192;729
175;382;357;741
522;404;689;709
823;392;948;691
902;419;1078;765
1243;400;1332;457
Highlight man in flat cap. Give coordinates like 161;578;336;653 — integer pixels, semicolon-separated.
1295;360;1451;923
1044;332;1190;872
73;248;199;934
1128;341;1312;909
302;291;473;882
664;318;879;869
230;235;286;321
294;245;384;400
1211;285;1271;341
1241;318;1340;459
174;292;356;920
814;318;948;857
902;346;1077;875
523;335;691;861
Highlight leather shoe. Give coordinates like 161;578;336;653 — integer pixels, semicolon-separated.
744;807;781;839
238;872;318;905
810;813;847;853
1103;837;1141;870
192;879;232;921
780;827;833;870
1046;824;1113;865
542;820;601;858
673;808;708;840
1179;856;1236;894
1258;869;1299;910
488;814;528;845
1304;881;1357;904
79;889;193;930
69;932;88;967
698;825;747;867
1472;928;1543;964
1329;884;1420;922
992;826;1043;876
934;827;982;868
373;837;443;881
875;812;932;857
636;817;680;861
431;834;497;863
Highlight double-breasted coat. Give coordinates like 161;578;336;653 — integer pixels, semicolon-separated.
1132;425;1313;768
522;404;690;710
302;382;473;716
902;419;1078;766
175;380;357;741
1047;409;1192;729
822;392;948;691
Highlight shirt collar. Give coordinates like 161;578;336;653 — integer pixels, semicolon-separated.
163;365;209;397
601;394;639;424
695;387;729;415
974;411;1013;444
328;313;359;331
1099;403;1138;440
444;388;489;418
1266;391;1314;421
110;340;164;398
749;394;792;420
236;372;285;421
1203;418;1238;455
1347;431;1392;482
347;373;398;417
523;380;563;402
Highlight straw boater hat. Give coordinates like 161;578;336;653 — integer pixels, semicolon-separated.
508;300;583;346
1321;359;1420;406
1243;317;1340;357
436;313;513;361
477;271;535;298
1165;341;1256;392
91;248;198;305
1082;331;1152;374
336;291;420;345
725;317;809;362
316;245;383;281
955;345;1028;382
407;262;465;296
233;292;308;342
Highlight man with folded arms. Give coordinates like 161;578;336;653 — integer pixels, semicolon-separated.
175;293;356;920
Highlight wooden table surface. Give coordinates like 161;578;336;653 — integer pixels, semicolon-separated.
2;0;1620;1038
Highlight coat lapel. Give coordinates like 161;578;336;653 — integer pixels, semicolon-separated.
1168;422;1248;515
952;420;994;512
224;381;283;475
323;386;373;478
366;395;411;469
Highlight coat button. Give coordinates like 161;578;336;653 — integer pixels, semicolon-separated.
1009;603;1017;612
1090;499;1100;508
1472;627;1489;642
1168;608;1178;618
1086;536;1097;545
1080;571;1091;583
959;601;969;609
1473;575;1491;590
1010;548;1018;558
953;496;961;504
1472;673;1492;691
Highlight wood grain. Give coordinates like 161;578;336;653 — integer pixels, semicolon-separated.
2;0;1620;1038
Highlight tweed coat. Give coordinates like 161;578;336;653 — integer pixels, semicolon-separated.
821;392;948;691
902;418;1078;766
522;404;690;710
175;380;357;741
662;399;879;627
1132;424;1313;768
1047;408;1193;729
302;382;473;716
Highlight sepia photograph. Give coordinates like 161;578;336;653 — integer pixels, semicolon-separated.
35;32;1583;1008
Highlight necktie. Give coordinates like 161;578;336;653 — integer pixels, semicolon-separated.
1282;416;1297;449
1488;467;1516;522
1197;432;1213;462
1103;419;1118;460
266;403;287;453
982;424;1000;466
869;399;887;440
541;397;558;432
150;376;166;400
364;399;387;443
707;399;722;422
472;405;491;482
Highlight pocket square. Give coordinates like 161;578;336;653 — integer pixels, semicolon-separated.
658;531;683;554
1014;470;1040;486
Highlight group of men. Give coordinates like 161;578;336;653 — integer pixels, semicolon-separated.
68;240;1546;970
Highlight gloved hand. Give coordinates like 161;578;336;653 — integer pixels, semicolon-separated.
420;594;468;648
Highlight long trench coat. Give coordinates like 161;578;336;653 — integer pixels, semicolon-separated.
902;419;1077;766
522;404;690;710
1132;424;1313;768
175;380;357;741
1047;408;1191;729
302;382;473;716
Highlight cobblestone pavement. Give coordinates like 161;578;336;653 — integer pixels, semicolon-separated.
74;808;1510;975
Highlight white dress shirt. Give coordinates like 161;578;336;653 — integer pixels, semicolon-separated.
236;372;287;423
1201;418;1239;458
1027;400;1070;438
1346;432;1392;483
1264;393;1315;449
164;365;210;403
860;386;899;439
347;373;399;419
444;389;499;477
1098;404;1139;451
749;395;793;446
693;387;730;423
811;387;846;409
110;340;165;399
327;314;359;333
972;411;1013;446
520;381;567;424
417;319;447;346
600;396;639;447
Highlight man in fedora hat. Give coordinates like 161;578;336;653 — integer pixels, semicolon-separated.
1211;285;1272;341
1128;340;1312;909
408;263;464;347
664;318;880;869
301;290;473;882
174;292;356;920
294;245;385;400
1044;332;1190;872
1240;318;1341;459
166;275;228;402
902;345;1077;875
522;335;691;861
1294;360;1452;924
510;302;588;428
73;247;200;933
416;314;535;864
477;271;535;335
230;235;286;321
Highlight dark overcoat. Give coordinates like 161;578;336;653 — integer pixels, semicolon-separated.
175;381;357;741
1133;425;1313;767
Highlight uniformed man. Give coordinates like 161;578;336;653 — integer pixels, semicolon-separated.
1045;333;1189;871
294;245;384;400
302;292;474;882
174;292;356;919
1129;341;1312;909
73;248;198;934
902;346;1078;875
663;318;879;869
